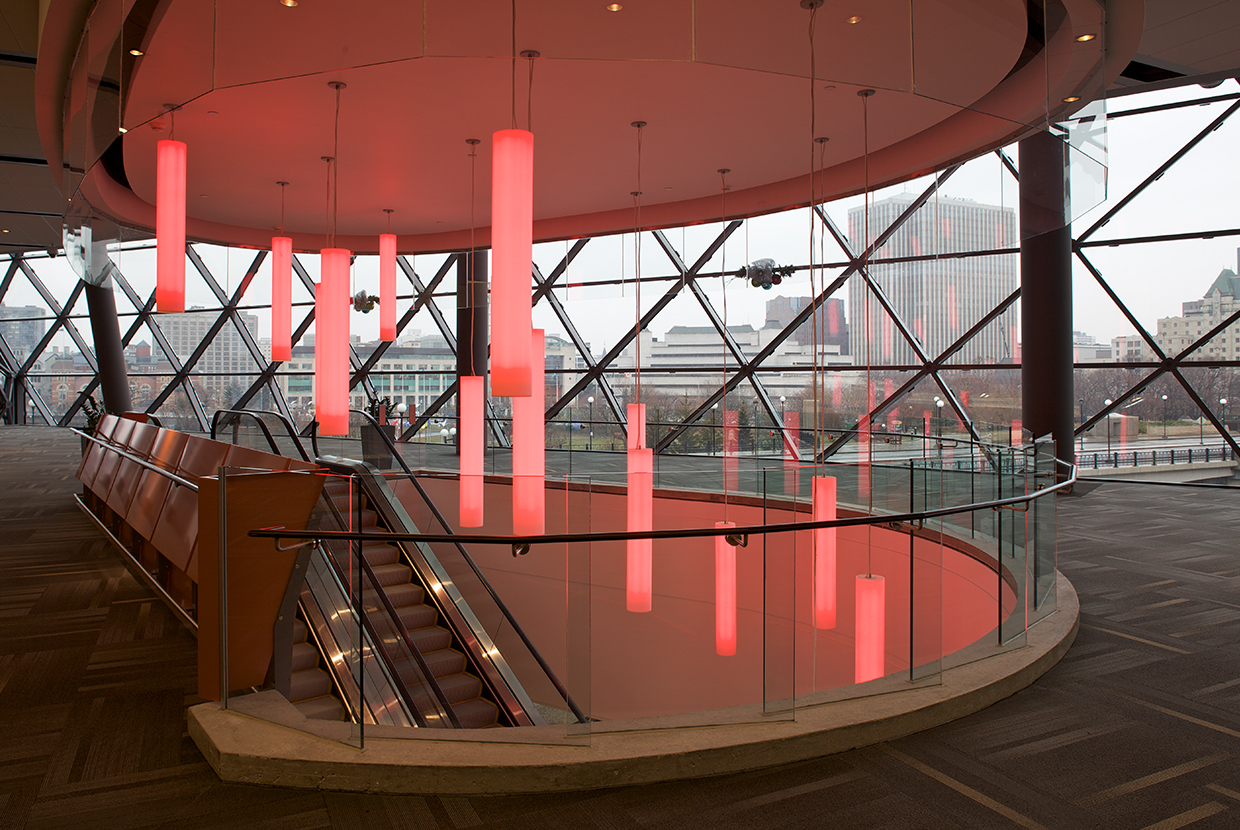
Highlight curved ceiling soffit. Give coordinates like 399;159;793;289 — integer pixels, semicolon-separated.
51;0;1142;254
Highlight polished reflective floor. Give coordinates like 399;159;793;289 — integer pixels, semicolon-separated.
3;426;1240;829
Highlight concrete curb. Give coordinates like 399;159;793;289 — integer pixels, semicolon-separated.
189;572;1078;795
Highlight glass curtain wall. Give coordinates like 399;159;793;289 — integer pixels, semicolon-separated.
3;81;1238;470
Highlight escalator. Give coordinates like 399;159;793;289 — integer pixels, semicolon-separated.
281;457;544;728
212;407;574;729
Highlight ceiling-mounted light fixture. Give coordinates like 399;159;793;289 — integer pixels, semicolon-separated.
280;0;298;6
316;82;351;437
1076;33;1096;42
379;210;396;341
606;3;623;10
1063;96;1081;103
129;48;144;56
847;15;861;24
271;181;292;362
156;105;186;313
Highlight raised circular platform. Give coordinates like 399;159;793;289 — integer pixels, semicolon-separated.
188;571;1077;795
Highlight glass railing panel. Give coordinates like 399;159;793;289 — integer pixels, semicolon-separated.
1029;438;1059;627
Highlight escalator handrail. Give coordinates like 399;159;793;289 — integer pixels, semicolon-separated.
346;409;586;724
212;409;311;461
314;492;461;727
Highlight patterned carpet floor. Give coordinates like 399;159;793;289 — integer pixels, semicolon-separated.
2;426;1239;829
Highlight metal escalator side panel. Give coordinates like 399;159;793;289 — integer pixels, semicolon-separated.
318;456;543;727
299;539;422;728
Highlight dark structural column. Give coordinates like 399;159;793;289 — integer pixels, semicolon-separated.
456;251;488;454
456;250;488;378
84;280;133;414
1020;129;1073;473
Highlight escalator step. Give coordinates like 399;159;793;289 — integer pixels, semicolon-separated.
289;667;333;701
291;641;319;672
452;697;500;729
369;562;412;586
363;582;425;608
404;671;482;705
396;603;437;631
420;647;467;677
292;619;308;643
362;544;402;566
294;695;345;721
404;624;452;654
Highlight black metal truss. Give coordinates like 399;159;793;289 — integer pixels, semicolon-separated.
547;221;742;438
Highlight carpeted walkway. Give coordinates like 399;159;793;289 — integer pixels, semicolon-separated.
2;425;1239;829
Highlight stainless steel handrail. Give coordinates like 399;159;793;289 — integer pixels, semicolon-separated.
73;427;198;491
252;461;1077;550
211;409;311;461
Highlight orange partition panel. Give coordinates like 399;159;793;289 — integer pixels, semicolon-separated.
76;414;119;486
128;429;189;542
151;436;229;573
197;471;326;700
107;421;159;516
93;418;135;506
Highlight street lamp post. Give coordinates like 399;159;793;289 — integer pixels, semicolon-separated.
1161;394;1168;439
1104;398;1113;453
395;402;407;442
711;402;718;456
779;395;786;458
587;395;594;451
1078;398;1085;454
1220;398;1228;442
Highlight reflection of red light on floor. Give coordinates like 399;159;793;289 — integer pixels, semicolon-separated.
715;522;736;656
855;574;886;683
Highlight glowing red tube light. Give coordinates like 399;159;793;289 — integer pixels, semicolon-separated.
460;375;484;527
512;329;545;535
271;236;292;362
491;129;534;397
315;248;351;436
627;443;653;613
379;233;397;341
715;521;737;656
156;139;187;313
813;476;837;630
855;574;886;683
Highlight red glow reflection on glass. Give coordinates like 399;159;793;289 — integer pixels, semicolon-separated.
626;446;653;612
490;129;534;397
271;236;292;362
379;233;397;341
156;139;187;313
813;476;837;630
460;376;484;527
855;574;886;683
715;521;737;656
512;330;545;534
315;248;351;436
723;409;739;491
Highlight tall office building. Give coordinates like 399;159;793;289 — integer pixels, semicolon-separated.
0;303;47;363
765;295;849;354
157;307;260;396
847;195;1018;365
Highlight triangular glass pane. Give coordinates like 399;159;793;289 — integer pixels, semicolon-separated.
124;321;175;413
0;259;58;369
1085;83;1240;243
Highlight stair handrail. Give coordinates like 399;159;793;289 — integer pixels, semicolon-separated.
73;428;198;490
211;409;311;461
344;409;587;724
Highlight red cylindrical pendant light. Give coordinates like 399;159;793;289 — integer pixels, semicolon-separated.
156;139;187;313
316;248;351;436
855;574;886;683
491;129;534;397
626;445;653;612
379;230;397;341
715;521;737;657
512;329;545;535
460;375;484;527
813;476;837;630
271;236;292;362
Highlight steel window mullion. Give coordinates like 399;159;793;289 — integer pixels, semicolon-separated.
1078;99;1240;243
546;220;742;424
18;259;97;373
532;261;625;431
